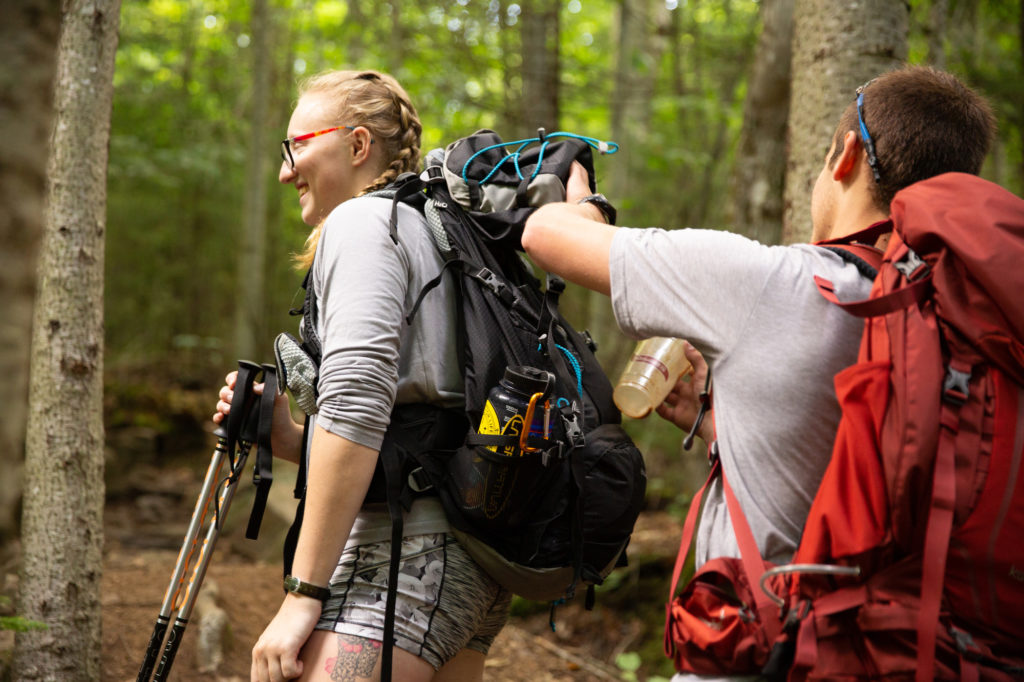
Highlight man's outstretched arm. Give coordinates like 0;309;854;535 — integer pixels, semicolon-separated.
521;162;618;295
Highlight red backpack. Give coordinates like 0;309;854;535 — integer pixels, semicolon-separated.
789;172;1024;680
664;173;1024;680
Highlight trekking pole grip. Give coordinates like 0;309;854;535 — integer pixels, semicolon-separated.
213;359;262;442
151;618;187;682
136;617;168;682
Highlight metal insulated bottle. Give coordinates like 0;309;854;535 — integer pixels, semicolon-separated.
478;365;552;456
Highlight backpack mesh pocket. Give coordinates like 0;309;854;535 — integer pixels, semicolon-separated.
273;332;319;415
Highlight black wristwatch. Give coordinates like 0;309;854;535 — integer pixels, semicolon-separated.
577;193;617;225
283;575;331;601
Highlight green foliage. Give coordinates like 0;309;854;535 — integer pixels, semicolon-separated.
616;650;642;680
0;596;47;633
101;1;1023;676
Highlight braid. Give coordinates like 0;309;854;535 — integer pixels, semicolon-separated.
358;82;422;195
292;69;423;268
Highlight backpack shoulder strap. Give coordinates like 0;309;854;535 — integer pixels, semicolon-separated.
820;244;882;280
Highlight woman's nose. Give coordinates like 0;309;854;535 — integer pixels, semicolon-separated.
279;160;296;183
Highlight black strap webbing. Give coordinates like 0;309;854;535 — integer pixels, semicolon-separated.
246;365;278;540
380;436;405;682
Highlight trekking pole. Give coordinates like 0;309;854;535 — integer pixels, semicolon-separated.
136;360;265;682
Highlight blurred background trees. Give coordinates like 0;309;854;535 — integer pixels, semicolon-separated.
97;0;1023;499
3;1;1022;676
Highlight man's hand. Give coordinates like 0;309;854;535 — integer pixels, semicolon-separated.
656;341;714;443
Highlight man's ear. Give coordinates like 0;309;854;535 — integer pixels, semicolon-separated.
832;130;861;182
349;126;374;166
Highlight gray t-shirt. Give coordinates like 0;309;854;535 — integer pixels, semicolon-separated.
610;227;873;567
309;195;463;547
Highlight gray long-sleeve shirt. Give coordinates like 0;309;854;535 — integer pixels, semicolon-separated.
309;195;463;546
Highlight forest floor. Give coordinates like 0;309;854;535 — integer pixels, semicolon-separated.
90;438;685;682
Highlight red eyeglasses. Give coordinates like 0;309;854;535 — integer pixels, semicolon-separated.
280;126;356;169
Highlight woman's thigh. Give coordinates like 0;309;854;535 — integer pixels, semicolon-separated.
433;648;487;682
298;629;435;682
315;533;511;672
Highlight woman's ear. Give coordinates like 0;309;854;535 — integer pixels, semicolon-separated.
349;126;374;166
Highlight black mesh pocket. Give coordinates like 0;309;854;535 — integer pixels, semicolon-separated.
442;443;566;537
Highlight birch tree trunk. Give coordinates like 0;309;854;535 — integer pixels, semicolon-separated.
15;1;121;679
729;0;794;245
0;0;62;563
236;0;271;361
783;0;907;243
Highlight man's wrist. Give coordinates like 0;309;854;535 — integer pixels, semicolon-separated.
576;193;617;225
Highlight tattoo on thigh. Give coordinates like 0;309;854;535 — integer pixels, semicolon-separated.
324;634;382;681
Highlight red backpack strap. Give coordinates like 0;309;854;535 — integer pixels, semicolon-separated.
815;236;933;318
916;356;986;682
721;465;784;645
664;453;720;658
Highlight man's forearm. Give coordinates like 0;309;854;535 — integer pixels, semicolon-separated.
522;202;618;295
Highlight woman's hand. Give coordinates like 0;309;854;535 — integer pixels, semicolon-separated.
212;370;239;426
251;594;323;682
655;341;714;443
212;370;304;463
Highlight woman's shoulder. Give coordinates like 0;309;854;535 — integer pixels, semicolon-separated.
319;193;431;257
326;194;393;225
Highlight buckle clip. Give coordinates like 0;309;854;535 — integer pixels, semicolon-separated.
942;366;971;406
894;248;929;281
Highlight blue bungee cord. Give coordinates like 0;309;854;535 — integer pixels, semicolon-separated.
463;131;619;186
537;340;584;399
556;343;584;398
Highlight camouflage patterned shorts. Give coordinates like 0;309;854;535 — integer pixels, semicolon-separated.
317;532;512;670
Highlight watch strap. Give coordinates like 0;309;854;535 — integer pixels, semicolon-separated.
283;574;331;601
577;193;617;225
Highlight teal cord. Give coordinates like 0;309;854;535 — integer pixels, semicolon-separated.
462;132;619;186
556;343;583;397
534;341;584;398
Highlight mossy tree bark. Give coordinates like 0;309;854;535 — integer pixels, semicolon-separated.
15;1;121;679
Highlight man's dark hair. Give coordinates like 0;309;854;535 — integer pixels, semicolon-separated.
829;65;996;210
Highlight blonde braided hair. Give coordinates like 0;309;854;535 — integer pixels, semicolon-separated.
293;70;423;269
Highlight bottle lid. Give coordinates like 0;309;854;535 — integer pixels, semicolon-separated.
503;365;552;397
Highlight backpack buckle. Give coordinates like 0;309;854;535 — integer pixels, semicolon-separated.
580;330;598;352
559;404;585;448
894;247;929;280
407;467;433;493
942;365;971;406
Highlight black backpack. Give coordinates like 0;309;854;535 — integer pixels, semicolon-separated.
274;129;646;679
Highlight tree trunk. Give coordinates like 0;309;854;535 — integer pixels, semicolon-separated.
926;0;950;68
595;0;672;369
389;0;405;75
0;0;62;563
236;0;272;361
783;0;908;243
519;0;560;137
729;0;795;245
14;1;120;680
